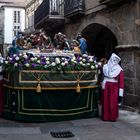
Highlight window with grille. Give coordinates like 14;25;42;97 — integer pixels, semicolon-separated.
13;26;21;36
14;10;21;23
13;10;21;37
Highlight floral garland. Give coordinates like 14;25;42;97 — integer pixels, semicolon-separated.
3;53;101;72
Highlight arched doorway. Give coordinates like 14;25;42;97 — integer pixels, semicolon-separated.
81;23;118;60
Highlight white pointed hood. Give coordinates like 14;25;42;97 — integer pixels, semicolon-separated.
103;53;123;78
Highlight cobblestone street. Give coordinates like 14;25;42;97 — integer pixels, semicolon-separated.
0;109;140;140
0;0;140;140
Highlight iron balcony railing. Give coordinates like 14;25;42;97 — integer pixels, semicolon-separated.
99;0;123;3
64;0;85;17
99;0;134;6
34;0;64;27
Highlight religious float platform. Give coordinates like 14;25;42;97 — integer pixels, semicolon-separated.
3;70;99;122
2;50;100;122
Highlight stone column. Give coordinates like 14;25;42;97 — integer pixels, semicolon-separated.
116;44;140;112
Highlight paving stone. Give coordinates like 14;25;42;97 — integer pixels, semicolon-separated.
0;127;41;134
0;110;140;140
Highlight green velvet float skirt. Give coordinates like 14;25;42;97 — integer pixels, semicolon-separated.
3;88;98;122
3;70;99;122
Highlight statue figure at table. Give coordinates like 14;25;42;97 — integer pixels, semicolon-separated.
9;32;25;54
53;32;70;50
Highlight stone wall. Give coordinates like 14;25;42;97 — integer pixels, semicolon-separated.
65;1;137;44
117;45;140;110
64;1;140;110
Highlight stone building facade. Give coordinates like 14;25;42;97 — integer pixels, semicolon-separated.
0;0;25;56
34;0;140;111
64;0;140;111
25;0;43;33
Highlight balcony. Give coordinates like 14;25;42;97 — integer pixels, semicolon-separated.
34;0;64;33
99;0;134;7
64;0;85;18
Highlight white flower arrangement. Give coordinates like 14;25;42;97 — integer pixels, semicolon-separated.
3;53;100;72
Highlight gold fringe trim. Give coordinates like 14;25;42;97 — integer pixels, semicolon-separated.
36;83;41;93
76;80;81;93
3;84;97;90
76;83;81;93
36;78;41;93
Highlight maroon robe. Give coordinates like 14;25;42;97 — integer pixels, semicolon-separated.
102;70;124;121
